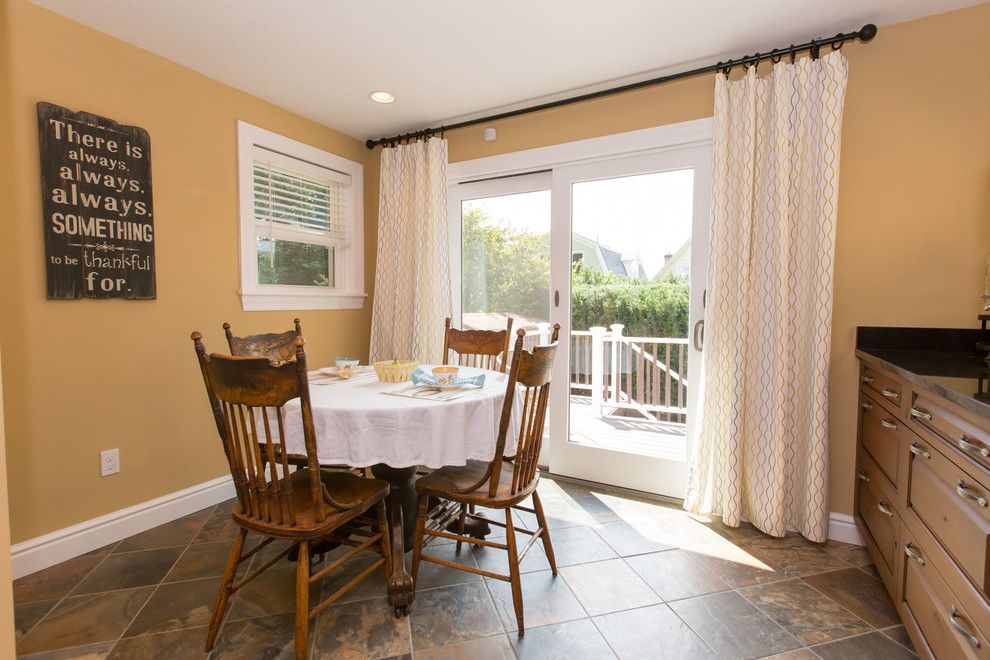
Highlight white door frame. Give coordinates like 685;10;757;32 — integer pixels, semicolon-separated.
448;118;713;496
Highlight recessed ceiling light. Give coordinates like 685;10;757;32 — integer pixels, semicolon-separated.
369;91;396;104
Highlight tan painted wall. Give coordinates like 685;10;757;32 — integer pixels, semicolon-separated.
445;3;990;516
0;6;22;648
0;351;16;654
0;0;378;543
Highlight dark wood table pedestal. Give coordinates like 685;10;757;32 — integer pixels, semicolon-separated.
369;464;492;617
370;464;418;616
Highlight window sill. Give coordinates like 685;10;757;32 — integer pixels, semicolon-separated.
239;290;367;311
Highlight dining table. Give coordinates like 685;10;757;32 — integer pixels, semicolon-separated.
276;364;519;615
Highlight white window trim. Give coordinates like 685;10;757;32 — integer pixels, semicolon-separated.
237;121;365;311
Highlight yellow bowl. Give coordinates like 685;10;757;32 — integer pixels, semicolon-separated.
373;360;418;383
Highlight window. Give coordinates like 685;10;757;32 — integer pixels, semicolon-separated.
237;121;365;310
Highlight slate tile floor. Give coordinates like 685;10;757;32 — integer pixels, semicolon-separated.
13;477;916;659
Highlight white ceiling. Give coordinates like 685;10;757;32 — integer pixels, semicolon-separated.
30;0;981;141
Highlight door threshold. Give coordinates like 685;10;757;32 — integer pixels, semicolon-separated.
540;468;685;508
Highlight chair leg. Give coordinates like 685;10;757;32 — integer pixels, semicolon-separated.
455;503;467;552
410;495;429;586
294;540;310;660
531;491;558;575
205;527;246;652
504;508;525;636
376;500;391;570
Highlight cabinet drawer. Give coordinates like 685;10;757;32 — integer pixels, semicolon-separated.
858;470;900;589
909;441;990;597
862;364;906;413
900;526;989;660
861;392;907;489
911;391;990;475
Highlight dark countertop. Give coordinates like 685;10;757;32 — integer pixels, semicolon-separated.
856;327;990;420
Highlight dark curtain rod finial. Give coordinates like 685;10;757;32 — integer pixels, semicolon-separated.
366;21;879;149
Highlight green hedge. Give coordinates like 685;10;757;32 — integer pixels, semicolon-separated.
570;269;689;339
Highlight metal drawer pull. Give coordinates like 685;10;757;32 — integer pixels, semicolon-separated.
880;418;898;430
958;436;990;458
956;481;988;508
881;388;899;399
904;543;925;565
909;443;931;460
857;470;870;482
862;375;874;384
949;607;981;648
877;500;894;517
860;401;873;411
910;406;932;421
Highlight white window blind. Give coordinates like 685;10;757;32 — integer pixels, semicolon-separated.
253;158;350;242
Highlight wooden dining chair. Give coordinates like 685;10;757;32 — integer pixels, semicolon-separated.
191;333;390;659
223;318;366;477
442;316;513;372
411;324;560;636
223;318;302;364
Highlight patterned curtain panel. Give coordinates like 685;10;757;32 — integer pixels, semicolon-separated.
369;137;451;363
685;51;848;542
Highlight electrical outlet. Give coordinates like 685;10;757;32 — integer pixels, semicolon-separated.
100;449;120;476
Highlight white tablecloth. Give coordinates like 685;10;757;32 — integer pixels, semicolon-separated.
278;366;517;469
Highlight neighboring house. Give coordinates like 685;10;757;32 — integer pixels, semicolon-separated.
654;239;691;279
572;233;646;278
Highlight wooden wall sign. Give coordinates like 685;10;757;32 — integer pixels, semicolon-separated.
37;102;156;299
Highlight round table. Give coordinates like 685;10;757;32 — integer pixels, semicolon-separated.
278;365;515;612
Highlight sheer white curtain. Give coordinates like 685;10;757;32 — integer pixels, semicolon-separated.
685;51;848;542
369;137;451;363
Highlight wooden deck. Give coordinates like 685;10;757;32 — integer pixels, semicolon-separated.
568;395;687;461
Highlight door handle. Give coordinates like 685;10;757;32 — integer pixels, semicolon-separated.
554;290;559;307
692;319;705;351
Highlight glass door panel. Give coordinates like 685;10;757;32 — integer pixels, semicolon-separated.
549;147;711;498
451;173;553;368
569;170;693;460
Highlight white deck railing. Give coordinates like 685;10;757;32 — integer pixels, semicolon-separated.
517;323;688;423
570;325;688;423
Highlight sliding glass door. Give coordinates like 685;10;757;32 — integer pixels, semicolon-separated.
549;147;710;498
450;132;711;498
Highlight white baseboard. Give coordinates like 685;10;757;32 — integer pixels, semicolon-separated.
828;512;863;546
11;475;235;579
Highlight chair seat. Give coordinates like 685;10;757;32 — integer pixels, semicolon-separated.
416;459;538;507
233;469;388;538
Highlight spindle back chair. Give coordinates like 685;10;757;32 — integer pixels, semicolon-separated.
411;324;560;636
191;333;390;659
442;316;512;372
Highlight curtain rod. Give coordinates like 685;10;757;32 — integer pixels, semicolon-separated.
366;23;876;149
